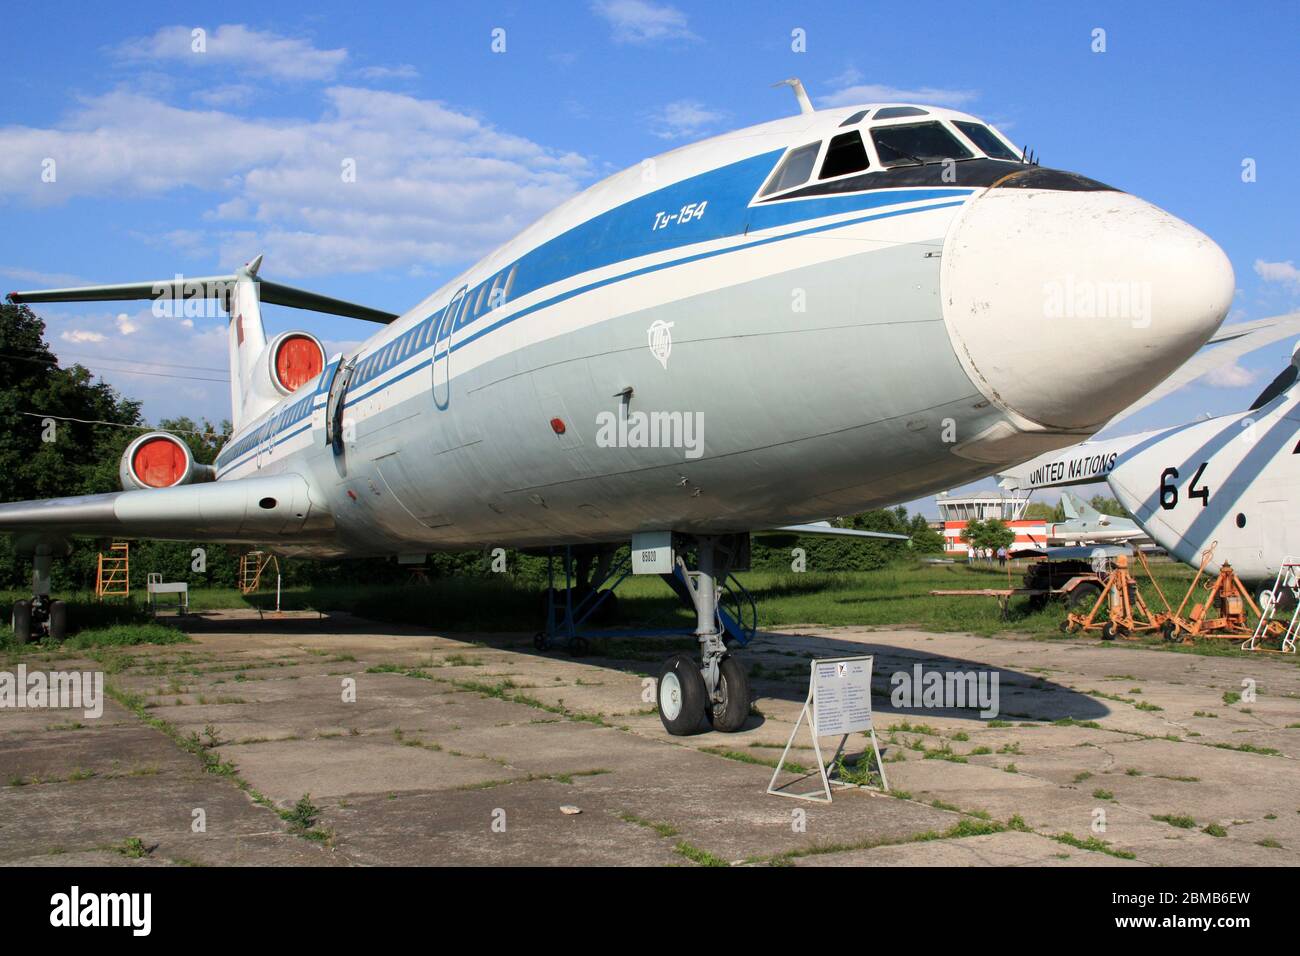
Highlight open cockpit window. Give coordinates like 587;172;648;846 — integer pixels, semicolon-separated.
760;141;820;196
819;130;871;179
871;122;973;168
952;121;1021;161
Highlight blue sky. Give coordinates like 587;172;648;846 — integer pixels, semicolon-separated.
2;1;1298;514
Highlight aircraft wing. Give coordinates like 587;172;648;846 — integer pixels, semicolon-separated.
762;522;911;541
1107;311;1300;428
0;474;328;551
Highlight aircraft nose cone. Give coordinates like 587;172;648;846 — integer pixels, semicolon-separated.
941;179;1234;431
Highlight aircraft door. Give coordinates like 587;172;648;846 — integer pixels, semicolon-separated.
433;286;466;411
325;359;355;451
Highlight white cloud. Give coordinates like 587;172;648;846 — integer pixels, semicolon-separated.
116;24;347;82
2;265;87;288
60;329;106;343
819;83;980;109
648;99;725;140
591;0;698;45
1202;361;1258;388
192;84;255;108
0;86;591;277
1254;258;1300;291
116;312;138;335
357;64;419;82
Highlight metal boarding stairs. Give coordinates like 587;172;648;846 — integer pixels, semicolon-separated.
1244;557;1300;653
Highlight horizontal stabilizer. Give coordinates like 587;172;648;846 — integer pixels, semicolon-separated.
8;270;397;324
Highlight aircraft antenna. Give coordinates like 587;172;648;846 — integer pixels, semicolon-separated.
772;78;815;115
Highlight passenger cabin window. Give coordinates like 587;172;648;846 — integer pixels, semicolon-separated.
819;130;871;179
871;122;973;168
952;121;1020;161
760;142;820;196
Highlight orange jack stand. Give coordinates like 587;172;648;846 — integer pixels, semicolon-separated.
1166;551;1277;644
1062;553;1169;641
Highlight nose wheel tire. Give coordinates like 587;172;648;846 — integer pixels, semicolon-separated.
12;600;31;645
710;654;751;733
657;653;708;736
48;601;67;642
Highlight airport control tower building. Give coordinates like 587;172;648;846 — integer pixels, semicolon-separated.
935;491;1042;556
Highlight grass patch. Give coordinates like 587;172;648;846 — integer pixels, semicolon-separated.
65;623;190;649
279;793;331;842
702;745;808;776
673;841;729;867
1211;742;1280;757
1051;832;1136;860
113;837;151;859
619;811;678;838
1152;813;1197;829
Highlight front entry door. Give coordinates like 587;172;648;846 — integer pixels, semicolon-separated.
433;286;466;410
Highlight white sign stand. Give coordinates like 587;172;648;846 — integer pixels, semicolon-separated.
767;656;888;803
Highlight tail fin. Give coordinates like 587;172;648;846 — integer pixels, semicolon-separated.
1061;492;1101;521
228;257;268;428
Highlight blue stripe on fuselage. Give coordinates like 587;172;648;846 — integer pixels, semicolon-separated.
215;148;974;475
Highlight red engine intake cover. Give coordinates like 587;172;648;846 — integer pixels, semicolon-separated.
275;334;325;392
132;437;187;488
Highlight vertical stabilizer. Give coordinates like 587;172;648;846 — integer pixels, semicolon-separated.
1062;492;1105;522
227;256;267;431
1059;492;1081;521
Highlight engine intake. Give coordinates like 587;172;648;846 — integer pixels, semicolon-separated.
265;331;325;395
119;432;215;491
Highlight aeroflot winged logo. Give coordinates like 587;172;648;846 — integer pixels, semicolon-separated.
647;320;674;370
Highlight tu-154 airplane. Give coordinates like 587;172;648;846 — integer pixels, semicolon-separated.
4;86;1238;734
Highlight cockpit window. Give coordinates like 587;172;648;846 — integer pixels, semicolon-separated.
873;106;928;120
761;141;820;196
1248;363;1298;411
839;109;870;127
953;121;1021;161
819;130;871;179
871;122;973;168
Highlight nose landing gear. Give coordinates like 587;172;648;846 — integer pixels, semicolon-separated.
654;536;753;736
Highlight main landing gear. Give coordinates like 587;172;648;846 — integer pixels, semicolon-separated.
11;551;67;645
654;535;752;736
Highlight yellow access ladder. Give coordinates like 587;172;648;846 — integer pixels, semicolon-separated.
239;551;278;594
96;542;130;600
